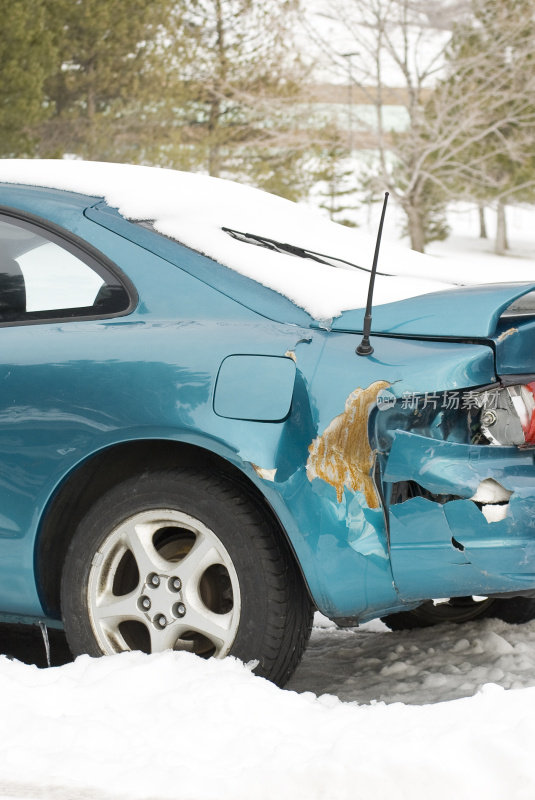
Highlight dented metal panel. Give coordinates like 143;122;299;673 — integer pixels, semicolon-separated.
384;430;535;600
307;381;389;507
271;333;498;620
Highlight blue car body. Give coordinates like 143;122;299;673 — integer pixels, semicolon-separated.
1;175;535;638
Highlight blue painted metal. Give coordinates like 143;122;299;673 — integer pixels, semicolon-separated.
280;334;497;619
0;181;535;629
214;355;296;421
384;430;535;600
86;202;535;340
494;317;535;375
330;282;535;338
0;612;63;629
84;202;315;328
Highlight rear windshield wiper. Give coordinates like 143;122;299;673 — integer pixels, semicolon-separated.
222;227;392;276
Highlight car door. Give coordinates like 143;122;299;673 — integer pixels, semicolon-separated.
0;210;133;614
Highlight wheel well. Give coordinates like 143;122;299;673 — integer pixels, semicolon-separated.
36;439;305;618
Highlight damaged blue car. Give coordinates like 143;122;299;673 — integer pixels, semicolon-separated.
0;160;535;685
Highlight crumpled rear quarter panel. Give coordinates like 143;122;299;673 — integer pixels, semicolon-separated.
384;431;535;600
270;332;498;620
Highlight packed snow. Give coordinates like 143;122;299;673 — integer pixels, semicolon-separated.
3;614;535;800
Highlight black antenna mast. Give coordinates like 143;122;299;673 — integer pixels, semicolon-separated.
356;191;389;356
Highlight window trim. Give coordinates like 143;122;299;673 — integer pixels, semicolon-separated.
0;206;138;327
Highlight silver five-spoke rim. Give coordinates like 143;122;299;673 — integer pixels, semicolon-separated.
88;509;241;658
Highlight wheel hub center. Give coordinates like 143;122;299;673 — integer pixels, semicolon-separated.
138;572;185;628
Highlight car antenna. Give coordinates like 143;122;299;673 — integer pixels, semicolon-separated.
356;191;389;357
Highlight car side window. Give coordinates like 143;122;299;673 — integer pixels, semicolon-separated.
0;215;131;323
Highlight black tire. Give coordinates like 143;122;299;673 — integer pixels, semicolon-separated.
381;596;535;631
487;596;535;624
61;468;313;686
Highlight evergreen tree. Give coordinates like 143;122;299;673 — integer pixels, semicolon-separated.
150;0;313;200
34;0;312;203
39;0;175;160
314;143;359;227
0;0;54;157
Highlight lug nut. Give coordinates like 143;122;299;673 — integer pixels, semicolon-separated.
169;577;182;592
155;614;167;628
139;595;151;611
174;602;186;618
149;573;160;587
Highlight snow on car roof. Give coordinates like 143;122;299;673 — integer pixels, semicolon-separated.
0;159;456;320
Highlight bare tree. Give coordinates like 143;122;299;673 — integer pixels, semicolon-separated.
441;0;535;255
303;0;535;252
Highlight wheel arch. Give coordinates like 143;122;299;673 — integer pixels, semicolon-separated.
35;438;311;618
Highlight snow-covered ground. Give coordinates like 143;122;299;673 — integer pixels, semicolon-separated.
291;614;535;704
355;197;535;281
3;614;535;800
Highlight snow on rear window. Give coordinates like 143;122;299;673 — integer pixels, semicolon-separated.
0;159;455;320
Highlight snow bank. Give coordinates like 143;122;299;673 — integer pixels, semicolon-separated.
0;160;458;320
3;616;535;800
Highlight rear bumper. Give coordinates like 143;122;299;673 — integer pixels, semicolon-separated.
384;431;535;600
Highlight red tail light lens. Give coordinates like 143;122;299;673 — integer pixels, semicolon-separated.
522;382;535;444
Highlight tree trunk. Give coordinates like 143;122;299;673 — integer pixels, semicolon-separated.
478;204;487;239
406;206;426;253
495;201;508;255
207;97;221;177
86;61;97;160
207;0;225;178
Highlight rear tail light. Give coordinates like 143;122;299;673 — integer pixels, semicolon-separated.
519;382;535;443
478;383;535;446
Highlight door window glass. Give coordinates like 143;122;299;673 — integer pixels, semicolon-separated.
0;216;130;321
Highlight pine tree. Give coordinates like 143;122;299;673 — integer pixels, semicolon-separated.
314;143;359;227
34;0;313;203
150;0;313;199
39;0;176;160
0;0;55;156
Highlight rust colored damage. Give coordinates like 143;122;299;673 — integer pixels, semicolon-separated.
251;463;277;482
284;349;297;363
306;380;390;508
497;327;518;343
